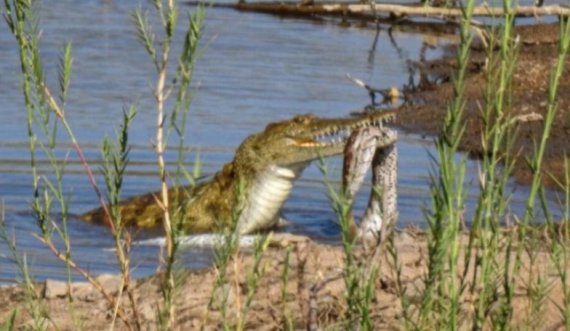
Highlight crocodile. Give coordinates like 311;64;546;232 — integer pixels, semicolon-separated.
81;111;397;235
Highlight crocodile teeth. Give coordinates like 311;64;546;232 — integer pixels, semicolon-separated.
299;141;327;147
308;117;395;147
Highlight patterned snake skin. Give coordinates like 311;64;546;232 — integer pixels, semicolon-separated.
343;127;398;248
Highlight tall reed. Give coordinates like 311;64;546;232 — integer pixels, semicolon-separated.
461;1;520;328
550;156;570;329
5;0;137;328
133;2;205;327
318;158;379;330
417;0;474;328
0;201;46;330
415;6;570;330
4;0;205;329
509;14;570;328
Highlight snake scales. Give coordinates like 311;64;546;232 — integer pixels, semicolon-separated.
342;126;398;248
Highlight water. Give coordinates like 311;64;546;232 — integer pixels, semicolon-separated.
0;0;560;284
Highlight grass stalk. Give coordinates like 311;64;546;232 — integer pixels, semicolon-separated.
550;156;570;329
418;0;474;328
5;0;204;328
101;106;141;328
133;3;204;327
0;201;47;330
387;234;415;330
318;159;379;330
201;176;246;330
462;2;520;328
8;1;204;324
508;14;570;327
0;308;18;331
237;235;271;330
3;1;172;329
280;246;294;330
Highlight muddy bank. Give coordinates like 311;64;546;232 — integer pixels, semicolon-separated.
396;23;570;188
0;230;567;330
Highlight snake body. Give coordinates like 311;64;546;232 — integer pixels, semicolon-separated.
342;127;398;247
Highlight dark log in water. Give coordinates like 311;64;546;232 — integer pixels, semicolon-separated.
189;1;570;20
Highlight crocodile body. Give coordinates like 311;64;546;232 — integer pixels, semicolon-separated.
81;111;397;235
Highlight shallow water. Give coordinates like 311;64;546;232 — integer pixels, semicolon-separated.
0;0;561;284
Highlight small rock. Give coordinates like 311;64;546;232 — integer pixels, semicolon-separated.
269;233;310;248
72;274;123;302
139;302;157;322
73;282;101;302
44;279;68;299
95;273;123;295
405;276;426;304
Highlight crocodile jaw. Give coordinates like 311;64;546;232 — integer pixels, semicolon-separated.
238;163;307;234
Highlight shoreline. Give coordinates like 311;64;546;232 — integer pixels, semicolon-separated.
1;227;568;329
396;22;570;189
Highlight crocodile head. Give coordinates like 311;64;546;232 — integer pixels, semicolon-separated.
235;110;397;171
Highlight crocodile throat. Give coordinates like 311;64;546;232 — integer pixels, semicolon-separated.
238;163;307;234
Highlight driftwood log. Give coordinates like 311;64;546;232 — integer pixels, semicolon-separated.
188;1;569;21
237;2;569;18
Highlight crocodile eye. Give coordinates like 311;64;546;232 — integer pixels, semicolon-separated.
294;115;314;124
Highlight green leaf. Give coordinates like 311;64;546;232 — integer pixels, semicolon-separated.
0;308;18;331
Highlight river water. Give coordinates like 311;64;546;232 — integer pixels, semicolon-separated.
0;0;560;284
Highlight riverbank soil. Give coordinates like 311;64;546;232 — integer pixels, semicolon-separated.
397;22;570;188
0;229;568;330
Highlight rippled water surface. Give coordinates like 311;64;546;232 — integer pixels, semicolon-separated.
0;0;560;284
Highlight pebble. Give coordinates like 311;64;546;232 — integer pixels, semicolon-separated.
138;301;157;321
95;273;123;295
44;279;68;299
